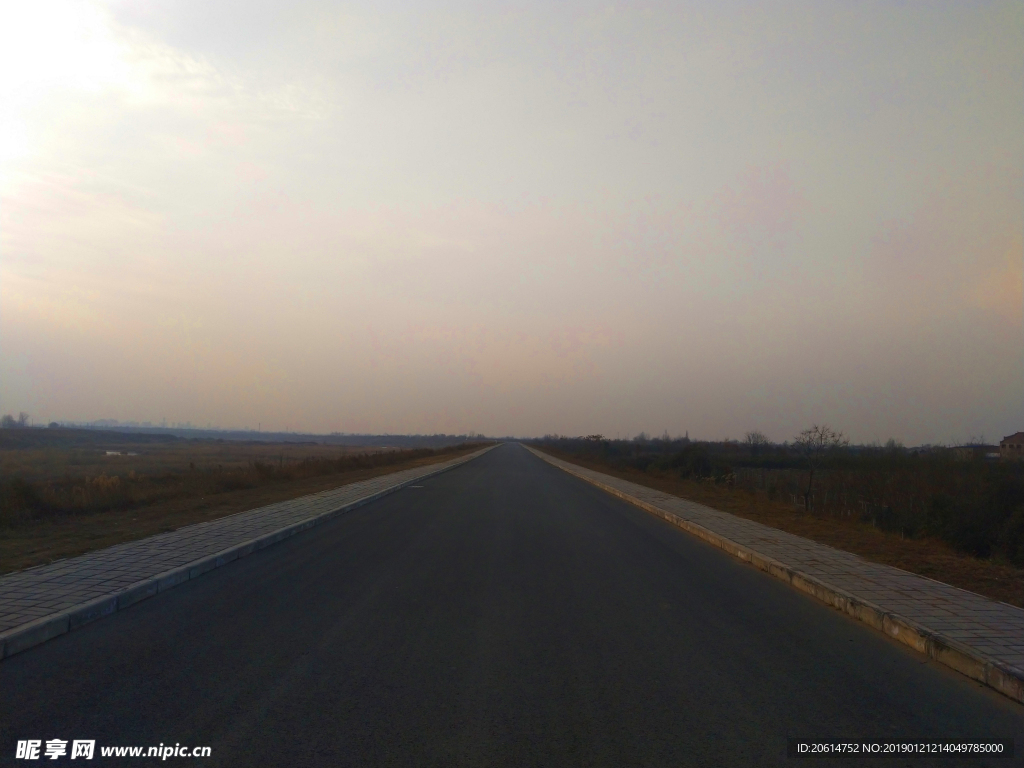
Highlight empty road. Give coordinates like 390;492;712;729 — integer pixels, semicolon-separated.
2;443;1022;766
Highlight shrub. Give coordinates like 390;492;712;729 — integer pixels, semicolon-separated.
1000;506;1024;567
0;477;45;525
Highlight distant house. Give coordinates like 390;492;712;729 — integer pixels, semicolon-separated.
1000;432;1024;460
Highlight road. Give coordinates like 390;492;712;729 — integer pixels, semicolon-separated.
2;443;1022;766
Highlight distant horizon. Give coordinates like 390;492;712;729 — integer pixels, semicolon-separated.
1;415;1014;449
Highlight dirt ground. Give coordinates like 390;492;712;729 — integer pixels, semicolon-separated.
543;449;1024;608
1;445;482;575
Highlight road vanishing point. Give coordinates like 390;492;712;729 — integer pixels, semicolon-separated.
2;443;1022;766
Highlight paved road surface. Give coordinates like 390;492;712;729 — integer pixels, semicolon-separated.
2;444;1022;766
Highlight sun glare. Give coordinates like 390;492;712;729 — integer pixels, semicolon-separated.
0;0;131;164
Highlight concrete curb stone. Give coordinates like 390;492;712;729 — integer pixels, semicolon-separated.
3;614;70;657
67;596;118;630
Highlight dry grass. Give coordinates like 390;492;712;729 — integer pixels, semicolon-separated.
0;436;383;483
543;449;1024;608
1;441;487;574
0;429;490;527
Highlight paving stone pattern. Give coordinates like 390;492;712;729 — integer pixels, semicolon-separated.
0;450;490;636
531;448;1024;681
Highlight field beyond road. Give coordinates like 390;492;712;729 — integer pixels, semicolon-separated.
0;430;490;574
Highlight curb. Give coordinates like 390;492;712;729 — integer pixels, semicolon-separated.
0;445;498;662
525;445;1024;705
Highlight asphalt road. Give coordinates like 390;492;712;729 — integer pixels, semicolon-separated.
2;443;1022;767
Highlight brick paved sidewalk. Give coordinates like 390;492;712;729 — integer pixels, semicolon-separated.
0;446;494;658
528;447;1024;704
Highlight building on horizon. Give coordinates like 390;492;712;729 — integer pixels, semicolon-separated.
999;432;1024;460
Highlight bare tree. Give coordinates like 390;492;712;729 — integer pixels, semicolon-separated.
745;430;770;456
1;412;32;428
884;438;904;452
793;424;849;511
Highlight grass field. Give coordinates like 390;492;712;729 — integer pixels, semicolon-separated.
1;428;392;482
539;446;1024;608
0;429;490;574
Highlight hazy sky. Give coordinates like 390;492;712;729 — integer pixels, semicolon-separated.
1;1;1021;443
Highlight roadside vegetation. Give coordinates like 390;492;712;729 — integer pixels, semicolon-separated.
0;428;490;573
0;440;486;528
529;431;1024;607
